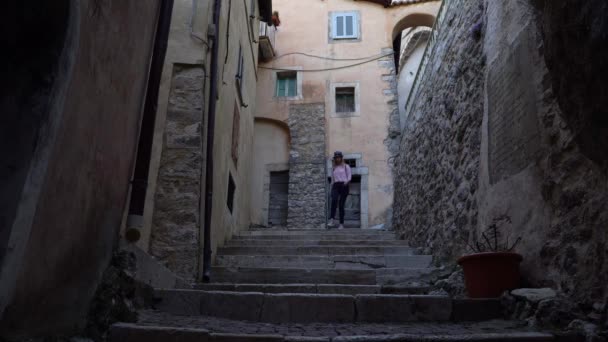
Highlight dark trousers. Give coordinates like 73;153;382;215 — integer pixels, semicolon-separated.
330;182;349;224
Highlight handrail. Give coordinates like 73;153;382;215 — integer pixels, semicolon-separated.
402;0;448;126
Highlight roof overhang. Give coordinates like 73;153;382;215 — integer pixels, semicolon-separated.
258;0;273;23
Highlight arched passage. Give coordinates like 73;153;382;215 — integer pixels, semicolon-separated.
250;118;291;226
391;12;436;131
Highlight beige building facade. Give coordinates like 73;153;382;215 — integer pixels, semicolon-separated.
127;0;273;281
252;0;440;228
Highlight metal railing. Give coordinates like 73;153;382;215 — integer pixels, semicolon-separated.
402;0;449;125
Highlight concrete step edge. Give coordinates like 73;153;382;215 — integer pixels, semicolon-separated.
109;323;555;342
153;289;504;323
187;283;431;294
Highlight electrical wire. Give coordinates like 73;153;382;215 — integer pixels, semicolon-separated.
272;51;394;61
259;52;394;72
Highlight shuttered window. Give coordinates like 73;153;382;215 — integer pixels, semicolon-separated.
335;87;355;113
331;12;359;39
276;71;297;97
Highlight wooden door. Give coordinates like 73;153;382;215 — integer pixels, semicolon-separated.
268;171;289;226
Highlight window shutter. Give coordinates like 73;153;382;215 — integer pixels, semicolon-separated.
332;12;358;39
288;77;297;97
277;78;286;97
345;15;354;36
336;15;344;37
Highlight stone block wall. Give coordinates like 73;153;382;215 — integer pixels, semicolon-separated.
393;0;608;314
393;0;485;260
287;103;327;229
149;65;204;281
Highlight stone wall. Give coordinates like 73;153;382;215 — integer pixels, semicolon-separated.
393;0;485;260
150;65;204;281
287;103;327;229
393;0;608;318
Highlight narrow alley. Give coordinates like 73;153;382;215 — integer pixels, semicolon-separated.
1;0;607;341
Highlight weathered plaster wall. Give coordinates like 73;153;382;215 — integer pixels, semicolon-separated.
255;0;441;227
0;0;159;337
393;0;485;260
397;41;427;131
141;0;262;279
139;0;211;253
478;0;608;307
251;119;290;226
394;0;608;310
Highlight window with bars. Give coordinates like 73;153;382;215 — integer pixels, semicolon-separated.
275;71;297;97
335;87;356;113
331;12;359;40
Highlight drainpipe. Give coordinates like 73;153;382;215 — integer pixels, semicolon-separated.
126;0;174;239
202;0;222;282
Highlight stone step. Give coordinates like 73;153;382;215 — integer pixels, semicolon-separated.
215;254;433;269
225;239;410;247
240;229;394;236
111;321;556;342
234;234;397;241
217;245;420;256
191;283;430;295
153;290;505;323
209;266;435;285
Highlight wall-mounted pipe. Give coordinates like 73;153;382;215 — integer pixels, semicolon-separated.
202;0;222;282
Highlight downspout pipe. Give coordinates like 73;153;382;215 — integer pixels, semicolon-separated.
202;0;222;282
127;0;174;219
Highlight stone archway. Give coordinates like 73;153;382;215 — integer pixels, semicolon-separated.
391;13;436;132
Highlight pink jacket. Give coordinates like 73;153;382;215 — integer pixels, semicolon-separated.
332;164;352;183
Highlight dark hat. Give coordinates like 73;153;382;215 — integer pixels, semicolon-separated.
333;151;343;158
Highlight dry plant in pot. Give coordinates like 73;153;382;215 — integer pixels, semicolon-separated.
458;215;523;298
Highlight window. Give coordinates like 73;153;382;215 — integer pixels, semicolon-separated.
227;173;236;213
344;158;357;168
275;71;297;97
231;102;240;166
331;12;359;39
335;87;355;113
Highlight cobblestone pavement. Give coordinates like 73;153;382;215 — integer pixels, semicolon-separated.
137;310;542;338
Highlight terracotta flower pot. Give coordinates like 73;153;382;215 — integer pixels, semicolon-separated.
458;252;523;298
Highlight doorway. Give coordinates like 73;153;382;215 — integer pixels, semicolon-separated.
268;170;289;226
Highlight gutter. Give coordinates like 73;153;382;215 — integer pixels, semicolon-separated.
202;0;222;282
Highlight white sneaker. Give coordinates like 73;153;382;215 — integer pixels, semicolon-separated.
327;219;337;228
338;224;344;229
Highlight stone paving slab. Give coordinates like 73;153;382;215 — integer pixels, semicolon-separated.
154;290;501;324
235;234;397;241
135;311;554;339
217;246;420;256
215;255;433;270
241;229;394;235
209;266;435;285
192;283;430;295
225;240;411;247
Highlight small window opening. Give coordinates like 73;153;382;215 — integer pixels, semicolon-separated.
336;87;355;113
276;71;297;97
227;173;236;213
344;158;357;168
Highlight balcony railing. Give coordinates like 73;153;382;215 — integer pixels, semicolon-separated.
259;22;276;61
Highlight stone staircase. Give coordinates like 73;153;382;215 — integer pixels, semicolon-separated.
110;228;557;341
